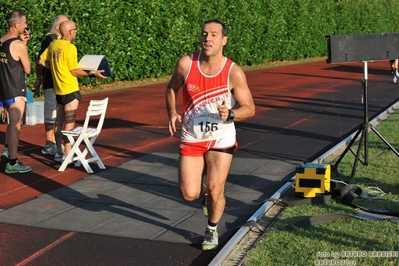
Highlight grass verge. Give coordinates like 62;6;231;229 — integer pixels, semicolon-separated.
242;110;399;266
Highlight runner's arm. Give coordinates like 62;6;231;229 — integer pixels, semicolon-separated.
165;55;190;136
228;64;255;121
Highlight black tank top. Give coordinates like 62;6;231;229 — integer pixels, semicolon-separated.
0;38;26;99
38;33;57;90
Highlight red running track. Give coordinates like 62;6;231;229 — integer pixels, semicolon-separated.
0;59;398;265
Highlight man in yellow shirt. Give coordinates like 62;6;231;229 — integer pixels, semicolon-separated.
39;20;106;163
34;14;69;156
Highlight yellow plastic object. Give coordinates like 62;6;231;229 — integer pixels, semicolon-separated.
295;163;331;198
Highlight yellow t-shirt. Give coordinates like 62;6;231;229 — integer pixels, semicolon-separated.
40;39;80;95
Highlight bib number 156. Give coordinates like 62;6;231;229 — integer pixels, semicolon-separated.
199;121;218;132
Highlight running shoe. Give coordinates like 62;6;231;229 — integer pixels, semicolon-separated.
202;193;208;217
54;153;64;163
201;228;218;251
41;143;57;155
54;153;73;165
5;160;31;174
393;75;397;84
1;147;9;165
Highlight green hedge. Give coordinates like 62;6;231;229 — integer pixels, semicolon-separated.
1;0;398;88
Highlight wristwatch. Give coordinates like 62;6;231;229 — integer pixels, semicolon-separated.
227;110;235;121
89;70;95;76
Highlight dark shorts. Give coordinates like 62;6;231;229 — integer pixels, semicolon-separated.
56;91;81;105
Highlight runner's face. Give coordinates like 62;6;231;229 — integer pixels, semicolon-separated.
201;23;227;56
16;17;27;34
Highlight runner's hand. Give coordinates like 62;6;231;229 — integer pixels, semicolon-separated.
218;100;229;121
168;113;181;136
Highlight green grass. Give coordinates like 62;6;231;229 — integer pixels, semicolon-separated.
242;112;399;266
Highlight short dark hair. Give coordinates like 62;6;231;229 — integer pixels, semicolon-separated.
203;19;228;36
7;10;27;27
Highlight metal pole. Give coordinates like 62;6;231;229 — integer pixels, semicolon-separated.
363;61;369;166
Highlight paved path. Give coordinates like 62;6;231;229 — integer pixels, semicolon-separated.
0;60;397;265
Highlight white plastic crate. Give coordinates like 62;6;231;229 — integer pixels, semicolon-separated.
25;101;44;125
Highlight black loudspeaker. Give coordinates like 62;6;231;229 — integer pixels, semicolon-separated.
326;33;399;63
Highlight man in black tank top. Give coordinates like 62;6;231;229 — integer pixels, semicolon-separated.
0;10;32;174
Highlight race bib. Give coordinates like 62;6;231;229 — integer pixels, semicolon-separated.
193;114;222;140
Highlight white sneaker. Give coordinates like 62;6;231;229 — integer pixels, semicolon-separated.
201;228;218;251
393;75;397;83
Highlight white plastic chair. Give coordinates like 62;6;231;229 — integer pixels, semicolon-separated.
58;97;109;173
